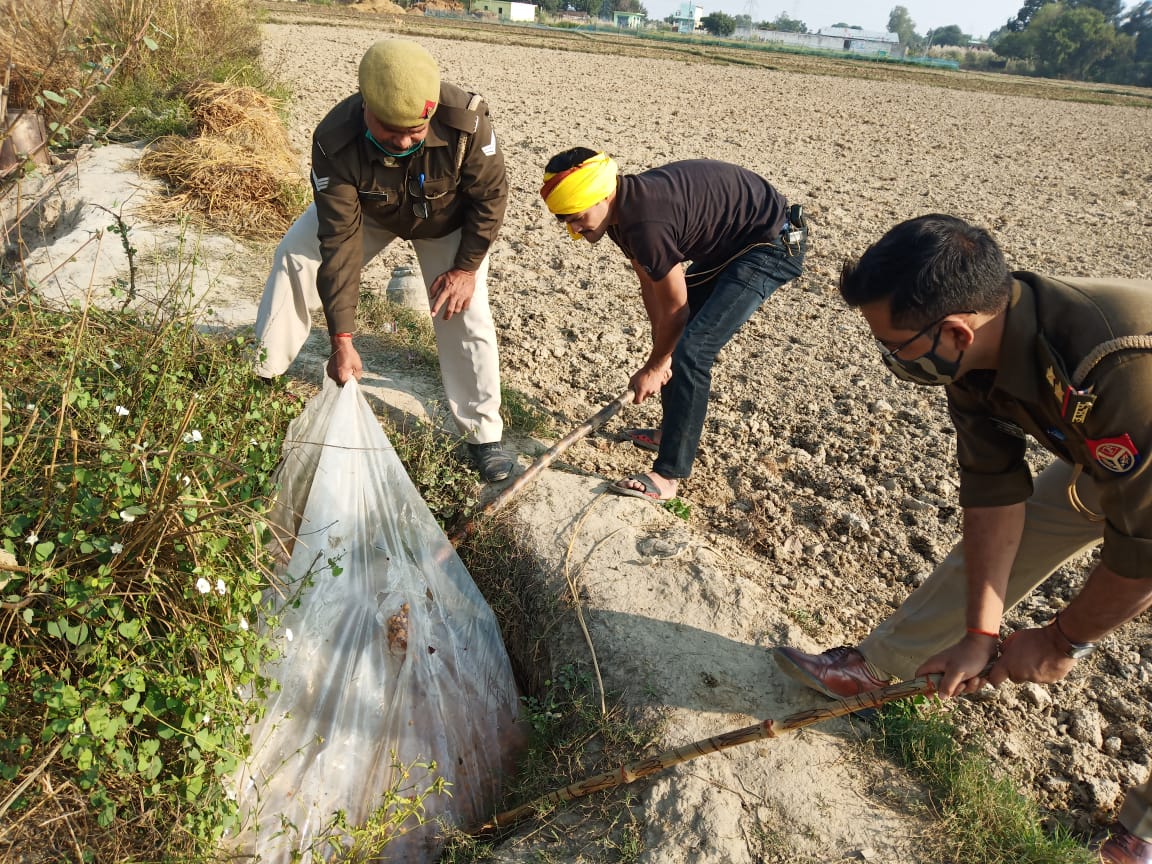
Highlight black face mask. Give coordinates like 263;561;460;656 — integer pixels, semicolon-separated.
880;326;964;386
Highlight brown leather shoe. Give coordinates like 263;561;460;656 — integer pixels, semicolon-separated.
772;645;891;698
1100;824;1152;864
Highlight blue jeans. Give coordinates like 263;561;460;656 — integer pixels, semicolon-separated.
653;240;805;479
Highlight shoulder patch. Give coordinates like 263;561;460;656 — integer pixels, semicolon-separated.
1087;433;1141;474
311;168;329;192
481;130;497;156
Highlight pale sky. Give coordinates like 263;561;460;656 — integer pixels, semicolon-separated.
643;0;1024;40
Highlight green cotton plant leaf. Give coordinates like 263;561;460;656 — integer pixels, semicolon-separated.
41;90;68;105
34;541;55;561
143;36;158;51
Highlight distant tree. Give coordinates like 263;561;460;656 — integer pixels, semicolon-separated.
766;11;806;32
932;24;970;46
734;12;752;27
701;11;736;34
887;5;918;46
1118;1;1152;83
1029;3;1133;78
991;27;1035;58
1008;0;1123;31
830;22;863;29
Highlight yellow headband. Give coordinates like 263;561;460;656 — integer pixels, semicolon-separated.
540;153;619;227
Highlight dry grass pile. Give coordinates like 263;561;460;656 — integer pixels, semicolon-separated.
356;0;409;14
2;0;262;144
137;82;309;240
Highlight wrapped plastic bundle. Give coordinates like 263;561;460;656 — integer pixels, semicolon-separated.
233;379;522;861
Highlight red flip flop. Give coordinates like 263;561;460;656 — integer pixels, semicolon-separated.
620;427;660;452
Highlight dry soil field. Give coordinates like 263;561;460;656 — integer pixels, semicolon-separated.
256;8;1152;860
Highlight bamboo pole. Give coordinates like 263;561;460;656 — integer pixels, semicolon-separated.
476;674;942;832
449;389;634;546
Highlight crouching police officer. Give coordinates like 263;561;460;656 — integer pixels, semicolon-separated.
774;214;1152;863
254;40;514;482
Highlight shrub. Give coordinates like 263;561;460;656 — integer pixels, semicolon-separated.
0;294;298;859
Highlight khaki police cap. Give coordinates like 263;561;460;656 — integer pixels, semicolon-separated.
358;40;440;127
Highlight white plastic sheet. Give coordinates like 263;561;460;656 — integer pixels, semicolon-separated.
234;379;522;861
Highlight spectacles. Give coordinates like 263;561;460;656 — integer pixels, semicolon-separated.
407;172;449;220
876;311;975;359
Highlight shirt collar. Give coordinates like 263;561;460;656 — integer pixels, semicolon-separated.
424;114;450;148
986;276;1043;404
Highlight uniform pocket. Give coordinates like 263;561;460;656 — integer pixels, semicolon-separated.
358;186;402;219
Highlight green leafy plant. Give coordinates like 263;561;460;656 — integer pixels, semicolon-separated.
284;755;452;862
0;296;298;859
662;497;691;520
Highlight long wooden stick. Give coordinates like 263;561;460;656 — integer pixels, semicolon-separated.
477;674;941;832
449;389;634;546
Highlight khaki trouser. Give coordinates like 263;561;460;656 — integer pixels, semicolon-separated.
859;459;1151;840
253;204;503;445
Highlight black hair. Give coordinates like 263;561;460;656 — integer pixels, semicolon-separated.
545;147;600;174
839;214;1013;328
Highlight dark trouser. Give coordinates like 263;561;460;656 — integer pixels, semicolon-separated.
652;239;805;479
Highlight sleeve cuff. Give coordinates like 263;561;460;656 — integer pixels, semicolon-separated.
957;465;1034;508
1102;523;1152;579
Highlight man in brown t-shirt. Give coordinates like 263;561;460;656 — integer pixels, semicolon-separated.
541;149;806;500
773;214;1152;863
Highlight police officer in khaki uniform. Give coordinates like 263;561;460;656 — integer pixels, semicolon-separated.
254;40;513;482
772;215;1152;863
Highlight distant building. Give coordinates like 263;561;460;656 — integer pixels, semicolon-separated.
558;8;590;23
612;10;645;28
672;1;702;34
734;24;905;58
473;0;536;21
816;26;901;55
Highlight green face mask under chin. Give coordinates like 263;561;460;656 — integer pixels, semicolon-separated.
365;129;424;158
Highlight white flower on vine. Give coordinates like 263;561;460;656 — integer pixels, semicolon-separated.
115;405;129;417
239;617;249;631
25;532;38;545
195;577;211;594
215;579;227;596
119;510;137;523
110;542;123;555
182;429;202;444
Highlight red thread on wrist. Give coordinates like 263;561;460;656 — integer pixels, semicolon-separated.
966;627;1000;640
334;332;354;339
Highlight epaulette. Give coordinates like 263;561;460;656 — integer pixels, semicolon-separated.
313;95;363;159
434;104;481;135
